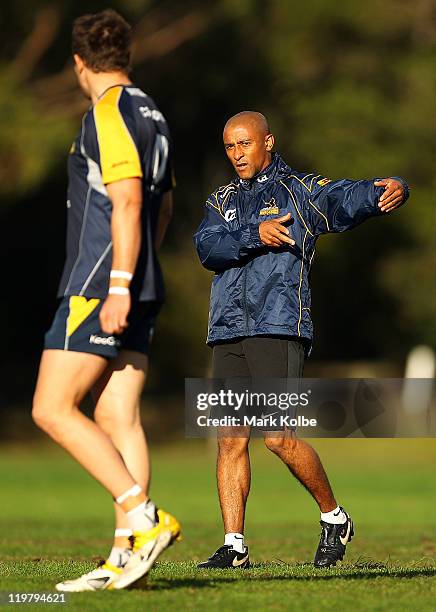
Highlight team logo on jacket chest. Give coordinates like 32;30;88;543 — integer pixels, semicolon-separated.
259;198;279;216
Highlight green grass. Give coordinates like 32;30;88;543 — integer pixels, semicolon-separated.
1;439;435;610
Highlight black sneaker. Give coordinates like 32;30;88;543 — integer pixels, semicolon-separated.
197;545;250;569
314;508;354;568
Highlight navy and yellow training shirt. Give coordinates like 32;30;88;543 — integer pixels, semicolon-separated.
58;84;174;302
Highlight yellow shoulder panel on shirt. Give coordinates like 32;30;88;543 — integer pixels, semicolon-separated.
94;86;143;184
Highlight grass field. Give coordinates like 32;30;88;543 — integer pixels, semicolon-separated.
1;439;435;611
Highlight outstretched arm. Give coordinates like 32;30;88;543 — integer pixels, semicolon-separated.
308;175;409;235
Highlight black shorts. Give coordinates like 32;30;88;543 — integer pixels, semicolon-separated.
44;296;160;359
212;336;305;378
211;337;305;432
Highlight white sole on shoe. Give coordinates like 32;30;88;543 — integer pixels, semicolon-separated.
113;530;173;590
55;571;119;592
55;580;115;592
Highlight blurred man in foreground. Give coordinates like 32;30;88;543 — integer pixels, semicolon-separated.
32;9;180;591
194;111;408;569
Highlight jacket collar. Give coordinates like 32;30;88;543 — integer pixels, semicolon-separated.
237;152;291;191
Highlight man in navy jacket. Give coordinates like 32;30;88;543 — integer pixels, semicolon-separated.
194;111;408;569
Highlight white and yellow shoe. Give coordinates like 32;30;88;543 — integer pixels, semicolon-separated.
55;561;123;592
113;509;181;590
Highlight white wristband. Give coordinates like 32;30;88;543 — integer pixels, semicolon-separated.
110;270;133;281
109;286;130;296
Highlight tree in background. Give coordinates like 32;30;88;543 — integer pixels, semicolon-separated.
0;0;434;396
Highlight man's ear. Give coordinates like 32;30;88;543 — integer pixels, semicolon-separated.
265;133;274;151
73;54;85;73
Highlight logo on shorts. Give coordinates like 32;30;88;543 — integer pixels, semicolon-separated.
89;335;121;347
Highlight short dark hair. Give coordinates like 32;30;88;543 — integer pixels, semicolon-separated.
72;9;132;73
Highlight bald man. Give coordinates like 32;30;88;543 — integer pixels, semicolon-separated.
194;111;409;569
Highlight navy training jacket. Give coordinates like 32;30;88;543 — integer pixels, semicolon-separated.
194;153;409;349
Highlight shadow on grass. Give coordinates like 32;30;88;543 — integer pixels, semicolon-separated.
147;566;436;591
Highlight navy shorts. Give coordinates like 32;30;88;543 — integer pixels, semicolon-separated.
44;296;160;359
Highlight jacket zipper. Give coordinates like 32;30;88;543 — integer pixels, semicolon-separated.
242;182;256;335
243;264;249;335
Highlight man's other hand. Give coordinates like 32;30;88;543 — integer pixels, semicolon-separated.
100;293;131;335
259;212;295;247
374;178;406;213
